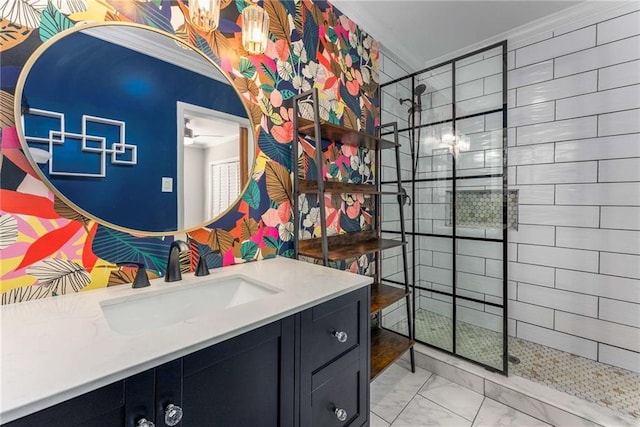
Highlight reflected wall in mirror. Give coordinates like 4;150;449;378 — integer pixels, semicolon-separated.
17;23;255;234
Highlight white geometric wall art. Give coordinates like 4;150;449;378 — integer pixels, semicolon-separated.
22;108;137;178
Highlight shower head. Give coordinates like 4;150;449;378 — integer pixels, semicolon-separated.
414;84;427;108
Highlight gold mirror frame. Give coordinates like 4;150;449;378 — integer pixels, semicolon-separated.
14;21;259;236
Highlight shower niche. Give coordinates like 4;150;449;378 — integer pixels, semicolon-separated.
379;42;509;374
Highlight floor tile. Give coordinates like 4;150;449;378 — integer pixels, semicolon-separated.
371;411;390;427
371;363;433;423
390;309;640;419
419;375;484;421
472;398;551;427
391;394;472;427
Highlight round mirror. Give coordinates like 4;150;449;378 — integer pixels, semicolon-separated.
16;23;256;234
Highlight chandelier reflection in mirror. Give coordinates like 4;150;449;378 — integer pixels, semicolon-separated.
190;0;221;32
242;4;269;54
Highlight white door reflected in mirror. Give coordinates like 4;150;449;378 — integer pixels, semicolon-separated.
178;102;252;229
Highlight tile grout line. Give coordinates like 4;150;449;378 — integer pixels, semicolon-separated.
416;392;480;425
384;371;435;426
470;396;486;426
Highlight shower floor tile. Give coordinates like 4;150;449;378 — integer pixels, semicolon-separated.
388;309;640;420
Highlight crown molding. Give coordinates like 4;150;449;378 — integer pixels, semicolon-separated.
83;26;229;84
405;1;638;72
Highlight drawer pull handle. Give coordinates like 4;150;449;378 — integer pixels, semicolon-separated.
334;407;348;422
333;330;348;343
136;418;155;427
164;403;184;426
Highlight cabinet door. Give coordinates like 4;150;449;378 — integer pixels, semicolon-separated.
125;369;156;427
3;382;125;427
180;317;295;427
155;360;182;427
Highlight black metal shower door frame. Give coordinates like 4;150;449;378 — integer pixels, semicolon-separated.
380;41;509;375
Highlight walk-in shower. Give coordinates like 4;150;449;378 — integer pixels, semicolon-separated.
379;42;640;420
381;41;509;374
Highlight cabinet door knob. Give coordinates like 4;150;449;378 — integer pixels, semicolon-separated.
334;407;348;422
333;330;348;343
136;418;155;427
164;403;184;426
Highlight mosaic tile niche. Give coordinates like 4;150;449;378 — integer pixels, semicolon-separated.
445;190;518;230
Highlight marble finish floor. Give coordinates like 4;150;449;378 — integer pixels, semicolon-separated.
371;360;551;426
388;309;640;420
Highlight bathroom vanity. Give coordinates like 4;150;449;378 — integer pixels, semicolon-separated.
0;257;371;426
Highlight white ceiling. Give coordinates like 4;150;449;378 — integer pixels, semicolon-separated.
330;0;584;71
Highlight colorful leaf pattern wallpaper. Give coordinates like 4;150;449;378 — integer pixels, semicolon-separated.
0;0;380;304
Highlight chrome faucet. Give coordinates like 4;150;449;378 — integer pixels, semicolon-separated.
165;240;190;282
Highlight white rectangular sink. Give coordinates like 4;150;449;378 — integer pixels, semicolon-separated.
100;275;280;335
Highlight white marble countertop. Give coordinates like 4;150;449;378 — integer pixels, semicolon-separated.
0;257;372;423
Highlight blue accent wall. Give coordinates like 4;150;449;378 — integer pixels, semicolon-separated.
22;31;246;232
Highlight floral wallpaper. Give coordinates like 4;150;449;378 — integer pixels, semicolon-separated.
0;0;380;304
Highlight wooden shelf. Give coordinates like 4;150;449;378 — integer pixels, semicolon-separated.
370;283;409;314
298;233;406;262
297;118;398;150
299;179;377;194
299;179;404;197
371;328;414;380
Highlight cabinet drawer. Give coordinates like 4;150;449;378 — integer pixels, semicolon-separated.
301;288;366;372
301;349;368;427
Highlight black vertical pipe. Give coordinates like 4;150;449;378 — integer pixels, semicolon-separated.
501;40;509;375
292;93;301;260
375;120;382;329
311;88;329;266
390;121;415;372
411;76;417;348
451;62;457;356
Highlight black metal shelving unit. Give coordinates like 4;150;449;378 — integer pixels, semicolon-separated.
292;88;415;380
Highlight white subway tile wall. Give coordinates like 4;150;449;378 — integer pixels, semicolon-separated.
598;59;640;91
379;6;640;373
596;10;640;45
515;116;597;145
600;206;640;230
553;35;640;78
598;344;640;372
513;19;640;364
598;108;640;136
554;134;640;162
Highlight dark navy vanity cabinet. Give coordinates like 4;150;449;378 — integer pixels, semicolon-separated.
300;287;370;427
4;287;369;427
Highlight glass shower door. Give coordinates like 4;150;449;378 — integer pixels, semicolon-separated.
451;44;508;372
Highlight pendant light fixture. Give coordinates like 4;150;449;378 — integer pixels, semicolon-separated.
190;0;221;32
242;3;269;55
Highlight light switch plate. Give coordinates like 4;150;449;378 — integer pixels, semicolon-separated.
162;177;173;192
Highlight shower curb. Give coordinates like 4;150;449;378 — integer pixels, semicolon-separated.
409;343;638;427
